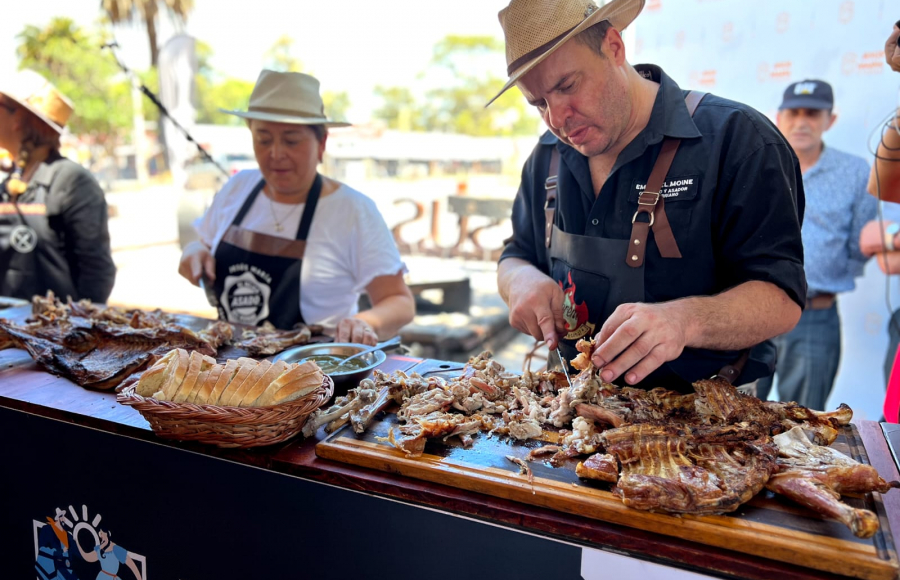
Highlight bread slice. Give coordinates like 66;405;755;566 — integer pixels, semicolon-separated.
214;357;258;406
134;350;177;397
172;351;215;403
255;361;323;407
152;348;191;401
238;360;289;407
222;359;272;407
205;359;240;405
183;354;220;404
188;363;224;405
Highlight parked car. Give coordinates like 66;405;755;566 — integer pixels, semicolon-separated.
184;152;257;191
179;153;258;248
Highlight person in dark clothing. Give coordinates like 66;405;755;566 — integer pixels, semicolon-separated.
492;0;806;392
0;70;116;303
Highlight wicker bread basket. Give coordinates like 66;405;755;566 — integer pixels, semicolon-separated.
117;375;333;448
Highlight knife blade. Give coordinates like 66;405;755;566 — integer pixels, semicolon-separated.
200;273;219;308
556;346;573;388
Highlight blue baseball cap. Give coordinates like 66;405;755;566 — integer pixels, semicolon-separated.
779;79;834;110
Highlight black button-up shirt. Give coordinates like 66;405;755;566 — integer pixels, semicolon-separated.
501;64;807;310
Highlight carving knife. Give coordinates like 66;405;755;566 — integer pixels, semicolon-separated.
556;346;573;388
200;273;219;308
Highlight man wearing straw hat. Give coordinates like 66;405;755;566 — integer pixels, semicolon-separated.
495;0;806;393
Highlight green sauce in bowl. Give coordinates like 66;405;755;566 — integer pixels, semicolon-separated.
300;354;370;374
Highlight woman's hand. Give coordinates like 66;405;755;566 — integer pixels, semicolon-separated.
335;316;378;345
178;240;216;286
887;22;900;73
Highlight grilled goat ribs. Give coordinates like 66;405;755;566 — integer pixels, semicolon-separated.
600;422;777;514
0;293;229;390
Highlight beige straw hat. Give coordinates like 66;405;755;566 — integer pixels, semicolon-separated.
487;0;645;107
221;70;350;127
0;69;73;134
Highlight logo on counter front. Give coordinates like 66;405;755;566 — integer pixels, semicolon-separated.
33;504;147;580
559;272;594;341
220;268;271;325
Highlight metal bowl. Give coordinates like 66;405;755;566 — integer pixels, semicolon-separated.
272;342;386;397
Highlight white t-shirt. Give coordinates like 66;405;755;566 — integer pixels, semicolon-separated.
195;169;405;329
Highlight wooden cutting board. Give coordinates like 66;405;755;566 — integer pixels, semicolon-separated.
316;371;898;580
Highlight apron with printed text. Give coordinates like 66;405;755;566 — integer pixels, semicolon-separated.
213;175;321;329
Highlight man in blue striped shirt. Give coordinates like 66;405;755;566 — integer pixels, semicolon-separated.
757;80;876;410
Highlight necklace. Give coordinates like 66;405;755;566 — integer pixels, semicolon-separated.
266;188;304;233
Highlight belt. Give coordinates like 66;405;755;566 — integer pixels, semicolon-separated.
806;293;836;310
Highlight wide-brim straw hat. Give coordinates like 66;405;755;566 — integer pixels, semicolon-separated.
0;69;73;134
487;0;645;107
221;70;350;127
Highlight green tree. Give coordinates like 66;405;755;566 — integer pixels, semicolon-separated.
102;0;194;68
16;18;133;148
423;35;538;136
373;86;424;131
322;90;350;123
264;35;303;72
197;78;255;126
372;35;538;136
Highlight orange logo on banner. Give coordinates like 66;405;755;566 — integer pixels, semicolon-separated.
776;12;790;33
842;51;885;75
694;70;717;87
722;22;734;43
770;61;792;80
675;30;685;49
860;51;885;74
646;0;661;11
838;1;854;24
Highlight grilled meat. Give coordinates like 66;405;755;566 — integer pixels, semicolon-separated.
600;423;777;515
766;427;900;538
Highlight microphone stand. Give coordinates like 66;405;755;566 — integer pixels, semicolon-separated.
102;42;229;178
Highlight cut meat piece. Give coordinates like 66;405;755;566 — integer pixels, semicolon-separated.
234;321;322;356
766;427;900;538
576;453;619;483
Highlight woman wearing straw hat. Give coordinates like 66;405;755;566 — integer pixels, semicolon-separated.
178;70;414;344
0;70;116;303
494;0;805;392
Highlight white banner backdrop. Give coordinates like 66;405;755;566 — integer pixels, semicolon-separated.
633;0;900;419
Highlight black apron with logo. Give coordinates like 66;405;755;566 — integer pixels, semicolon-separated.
0;176;74;300
546;93;769;390
213;175;321;329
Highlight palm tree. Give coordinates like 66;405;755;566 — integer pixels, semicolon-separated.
101;0;194;67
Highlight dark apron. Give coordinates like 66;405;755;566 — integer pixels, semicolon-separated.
0;174;75;300
213;175;322;330
546;92;769;390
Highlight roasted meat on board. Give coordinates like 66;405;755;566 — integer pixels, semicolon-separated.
315;338;898;538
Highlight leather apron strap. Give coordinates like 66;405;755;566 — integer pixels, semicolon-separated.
544;150;560;248
543;91;707;256
627;90;706;268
